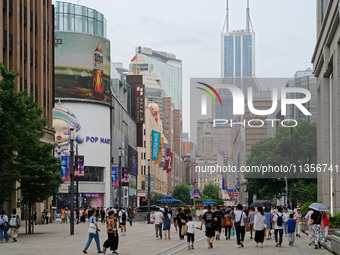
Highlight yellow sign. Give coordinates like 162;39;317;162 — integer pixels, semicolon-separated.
155;137;164;164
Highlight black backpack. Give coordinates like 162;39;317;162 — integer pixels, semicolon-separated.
276;214;283;226
122;211;127;222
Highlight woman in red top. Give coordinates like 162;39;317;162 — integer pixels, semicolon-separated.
322;212;330;242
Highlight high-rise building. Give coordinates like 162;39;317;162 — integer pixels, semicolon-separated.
131;46;182;111
312;0;340;214
0;0;54;215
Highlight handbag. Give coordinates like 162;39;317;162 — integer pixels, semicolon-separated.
89;223;97;234
259;213;267;229
179;215;186;224
181;224;188;236
234;212;243;227
231;228;235;236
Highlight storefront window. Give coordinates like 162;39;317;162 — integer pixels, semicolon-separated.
82;166;104;182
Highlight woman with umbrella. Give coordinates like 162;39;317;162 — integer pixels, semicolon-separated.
309;203;327;249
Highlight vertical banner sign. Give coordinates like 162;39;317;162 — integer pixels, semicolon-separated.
167;152;173;173
122;168;130;186
112;167;119;187
222;177;225;190
61;156;70;182
155;137;164;164
151;130;161;160
75;155;84;181
159;143;168;168
163;148;171;171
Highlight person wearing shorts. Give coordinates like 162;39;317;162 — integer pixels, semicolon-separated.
200;205;215;249
187;216;199;250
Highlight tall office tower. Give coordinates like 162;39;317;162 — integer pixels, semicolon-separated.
132;46;182;111
218;0;259;119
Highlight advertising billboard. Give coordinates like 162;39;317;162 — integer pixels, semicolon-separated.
54;32;111;103
128;146;138;175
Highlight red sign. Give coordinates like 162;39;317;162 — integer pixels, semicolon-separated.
163;148;171;171
167;152;173;173
228;192;233;197
234;192;239;198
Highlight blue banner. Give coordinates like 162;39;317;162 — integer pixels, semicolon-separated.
112;167;119;187
151;130;161;160
61;156;70;182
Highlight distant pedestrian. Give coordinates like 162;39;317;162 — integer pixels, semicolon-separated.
118;208;127;236
100;208;105;224
272;207;285;247
200;205;215;249
127;207;134;227
173;208;178;233
264;207;272;240
305;209;314;245
287;213;296;246
61;208;66;224
0;210;9;243
154;207;163;240
283;207;289;237
9;209;20;242
82;210;103;254
254;206;266;248
248;207;256;239
102;211;119;254
41;210;45;224
187;216;199;250
163;207;171;240
294;208;302;237
233;204;247;248
45;210;50;224
213;206;223;240
223;210;233;240
32;210;37;226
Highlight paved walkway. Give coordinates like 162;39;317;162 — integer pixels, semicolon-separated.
0;221;332;255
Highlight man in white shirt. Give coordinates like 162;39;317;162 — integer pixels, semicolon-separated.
153;208;163;239
233;204;247;248
272;207;285;247
201;206;208;217
118;208;127;236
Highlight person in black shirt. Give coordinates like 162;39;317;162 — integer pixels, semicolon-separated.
184;206;191;217
213;206;223;240
200;205;215;249
177;208;187;240
310;210;325;249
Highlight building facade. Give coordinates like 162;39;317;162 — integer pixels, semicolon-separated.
312;0;340;214
0;0;54;218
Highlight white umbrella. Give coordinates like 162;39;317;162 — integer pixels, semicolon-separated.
309;203;329;211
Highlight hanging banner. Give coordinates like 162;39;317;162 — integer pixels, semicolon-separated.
155;137;164;164
159;143;168;168
163;148;171;171
112;167;119;187
128;146;138;175
167;152;173;173
190;189;202;199
75;155;84;181
222;177;225;190
151;130;161;160
122;168;130;186
61;155;70;182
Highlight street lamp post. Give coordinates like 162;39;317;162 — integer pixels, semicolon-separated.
147;159;151;224
69;128;75;235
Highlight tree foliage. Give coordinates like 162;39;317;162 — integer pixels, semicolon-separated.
172;183;192;205
0;64;61;232
202;182;220;199
245;120;317;201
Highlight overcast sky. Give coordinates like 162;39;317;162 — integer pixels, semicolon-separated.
54;0;316;134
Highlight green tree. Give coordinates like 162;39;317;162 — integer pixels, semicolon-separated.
289;180;317;204
172;183;192;205
0;64;61;233
151;194;165;205
245;120;317;201
202;182;220;199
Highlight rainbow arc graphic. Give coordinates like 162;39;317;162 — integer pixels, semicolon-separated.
196;82;222;115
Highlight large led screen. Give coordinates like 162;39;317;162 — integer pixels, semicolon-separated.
55;32;111;103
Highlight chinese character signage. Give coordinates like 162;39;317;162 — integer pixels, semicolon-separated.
136;85;145;123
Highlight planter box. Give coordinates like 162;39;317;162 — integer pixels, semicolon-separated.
329;235;340;255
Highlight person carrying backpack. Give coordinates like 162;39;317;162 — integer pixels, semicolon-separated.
272;207;285;247
9;209;20;242
0;210;9;242
118;208;127;236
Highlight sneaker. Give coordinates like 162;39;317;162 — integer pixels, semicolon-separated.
13;238;17;242
238;245;242;248
260;244;263;248
168;237;171;239
210;242;213;248
240;242;244;247
255;243;259;247
289;241;292;246
123;233;126;236
188;246;191;250
83;250;88;254
98;251;104;254
191;245;194;249
103;247;107;254
164;237;167;240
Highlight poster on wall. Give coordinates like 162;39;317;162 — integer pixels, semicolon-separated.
75;155;84;181
128;146;138;175
155;137;164;164
159;143;168;168
84;193;104;208
61;156;70;182
122;168;129;186
112;167;119;187
54;31;111;103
